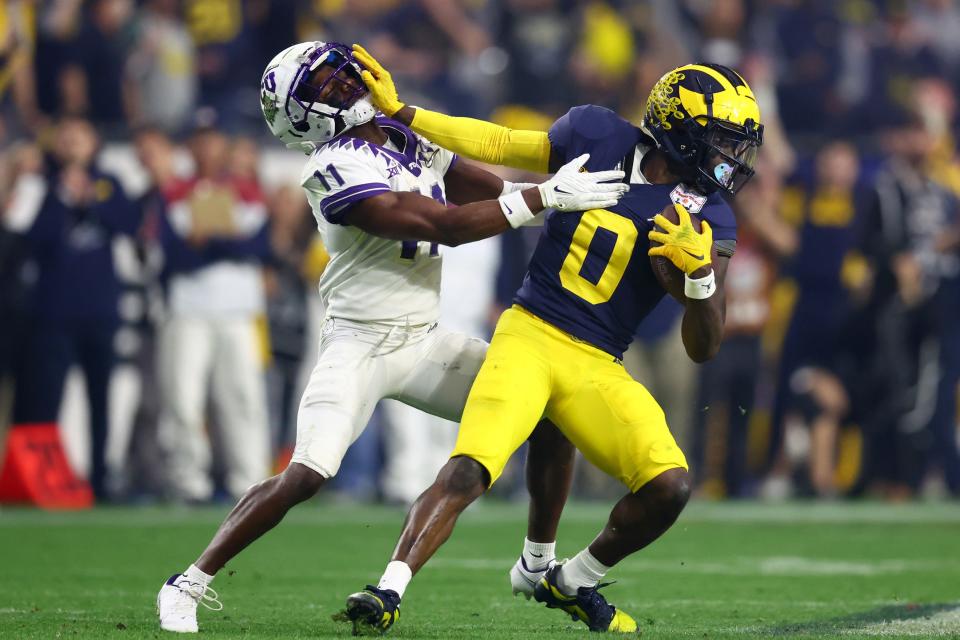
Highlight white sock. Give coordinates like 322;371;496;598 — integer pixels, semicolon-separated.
180;564;214;586
377;561;412;599
522;537;556;572
557;548;610;595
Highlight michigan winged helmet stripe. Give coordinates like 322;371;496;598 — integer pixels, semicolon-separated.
642;63;763;195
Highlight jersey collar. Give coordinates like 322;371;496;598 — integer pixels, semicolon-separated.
630;143;703;197
630;144;652;185
328;116;423;176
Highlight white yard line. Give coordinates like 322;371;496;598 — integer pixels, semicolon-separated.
845;606;960;637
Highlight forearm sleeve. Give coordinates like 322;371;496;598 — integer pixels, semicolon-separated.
410;108;552;174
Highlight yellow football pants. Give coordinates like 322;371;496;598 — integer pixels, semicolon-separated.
452;306;688;492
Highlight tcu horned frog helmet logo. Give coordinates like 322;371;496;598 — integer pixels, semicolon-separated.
260;72;280;124
260;41;376;153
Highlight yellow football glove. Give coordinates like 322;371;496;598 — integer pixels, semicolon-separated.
647;203;713;275
352;43;404;117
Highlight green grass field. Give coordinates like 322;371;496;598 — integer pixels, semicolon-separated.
1;500;958;639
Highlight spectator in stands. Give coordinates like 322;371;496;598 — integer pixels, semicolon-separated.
0;0;41;134
29;1;83;125
71;0;137;131
227;135;261;185
155;118;271;503
0;143;43;430
134;126;178;200
323;1;495;117
8;117;140;500
125;0;196;134
566;1;637;110
863;3;945;132
930;215;960;498
671;0;748;68
766;0;862;139
913;77;960;498
496;0;577;113
914;0;960;76
859;110;960;497
767;141;868;497
181;0;262;131
123;126;177;496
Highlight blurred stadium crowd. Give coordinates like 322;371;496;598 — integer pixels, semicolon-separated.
1;0;959;504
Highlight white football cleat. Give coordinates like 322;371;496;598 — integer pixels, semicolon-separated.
157;573;222;633
510;556;555;600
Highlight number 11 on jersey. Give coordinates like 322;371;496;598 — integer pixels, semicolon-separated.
313;164;345;191
399;182;444;261
400;240;439;260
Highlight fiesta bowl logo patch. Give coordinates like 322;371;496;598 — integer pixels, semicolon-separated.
670;184;706;214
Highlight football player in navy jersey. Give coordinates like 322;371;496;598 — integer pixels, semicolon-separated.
343;47;763;634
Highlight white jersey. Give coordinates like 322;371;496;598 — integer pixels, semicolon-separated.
301;119;457;326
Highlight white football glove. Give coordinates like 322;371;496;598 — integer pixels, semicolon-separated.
538;154;628;211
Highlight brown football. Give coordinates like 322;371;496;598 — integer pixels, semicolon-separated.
649;204;702;301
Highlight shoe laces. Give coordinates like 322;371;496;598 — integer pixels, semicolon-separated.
177;580;224;612
576;581;616;621
365;585;400;611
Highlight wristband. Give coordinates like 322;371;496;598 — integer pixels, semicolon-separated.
684;270;716;300
498;189;537;228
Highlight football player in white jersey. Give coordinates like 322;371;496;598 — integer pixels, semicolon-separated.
156;41;627;634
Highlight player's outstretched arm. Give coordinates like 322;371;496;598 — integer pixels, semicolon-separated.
648;203;727;362
344;154;626;247
439;157;538;214
442;158;509;205
353;44;552;173
343;188;531;247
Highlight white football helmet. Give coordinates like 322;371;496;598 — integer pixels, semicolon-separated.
260;41;377;153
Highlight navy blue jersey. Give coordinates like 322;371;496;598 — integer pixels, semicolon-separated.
548;104;643;173
514;105;737;359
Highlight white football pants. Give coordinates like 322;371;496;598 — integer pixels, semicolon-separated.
157;316;270;500
291;316;487;478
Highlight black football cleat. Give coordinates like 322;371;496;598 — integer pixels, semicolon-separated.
334;585;401;636
533;564;637;633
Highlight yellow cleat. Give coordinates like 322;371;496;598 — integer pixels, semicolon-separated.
608;608;639;633
533;565;638;633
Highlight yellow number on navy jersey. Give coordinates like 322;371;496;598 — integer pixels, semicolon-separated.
559;209;638;304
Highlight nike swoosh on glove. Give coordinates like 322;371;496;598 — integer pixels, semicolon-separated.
538;154;628;212
647;202;713;275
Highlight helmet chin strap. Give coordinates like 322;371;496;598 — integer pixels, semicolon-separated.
343;96;377;128
286;140;318;154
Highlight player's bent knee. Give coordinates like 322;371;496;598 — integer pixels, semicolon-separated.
439;456;490;498
641;468;691;522
279;462;328;503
